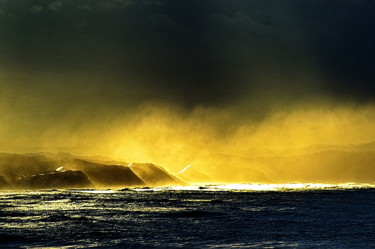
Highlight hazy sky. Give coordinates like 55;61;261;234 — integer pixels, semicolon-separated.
1;0;375;160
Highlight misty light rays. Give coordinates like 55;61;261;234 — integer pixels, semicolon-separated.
0;0;374;184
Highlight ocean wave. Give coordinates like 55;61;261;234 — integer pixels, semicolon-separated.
128;183;375;192
163;210;227;219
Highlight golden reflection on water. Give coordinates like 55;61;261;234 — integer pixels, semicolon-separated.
0;183;374;196
0;183;373;232
131;183;375;192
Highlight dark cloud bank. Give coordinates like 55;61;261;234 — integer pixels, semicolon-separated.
0;0;375;151
1;0;374;107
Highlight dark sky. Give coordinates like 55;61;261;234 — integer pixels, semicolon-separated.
0;0;375;142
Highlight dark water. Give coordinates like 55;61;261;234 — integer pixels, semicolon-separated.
1;185;374;248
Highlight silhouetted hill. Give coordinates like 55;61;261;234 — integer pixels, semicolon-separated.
130;163;186;186
262;150;375;183
69;159;146;187
0;153;57;179
13;170;93;190
204;149;375;183
1;144;373;187
0;153;185;189
176;167;214;184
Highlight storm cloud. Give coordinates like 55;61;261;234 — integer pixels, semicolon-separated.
1;0;375;166
1;0;374;107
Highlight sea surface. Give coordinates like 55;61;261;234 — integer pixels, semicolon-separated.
0;184;374;249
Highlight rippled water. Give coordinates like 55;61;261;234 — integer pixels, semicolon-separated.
1;184;374;248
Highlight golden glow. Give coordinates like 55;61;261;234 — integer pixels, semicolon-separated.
174;165;192;175
1;101;375;184
90;103;375;183
104;103;374;158
131;183;375;192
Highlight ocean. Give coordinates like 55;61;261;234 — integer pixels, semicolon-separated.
1;184;374;248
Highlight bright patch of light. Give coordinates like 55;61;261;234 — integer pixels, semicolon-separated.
200;183;375;191
130;183;375;192
173;164;191;175
76;190;116;194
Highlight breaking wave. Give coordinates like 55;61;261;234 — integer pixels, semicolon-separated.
129;183;375;192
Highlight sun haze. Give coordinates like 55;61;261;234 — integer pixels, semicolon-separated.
1;0;375;185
